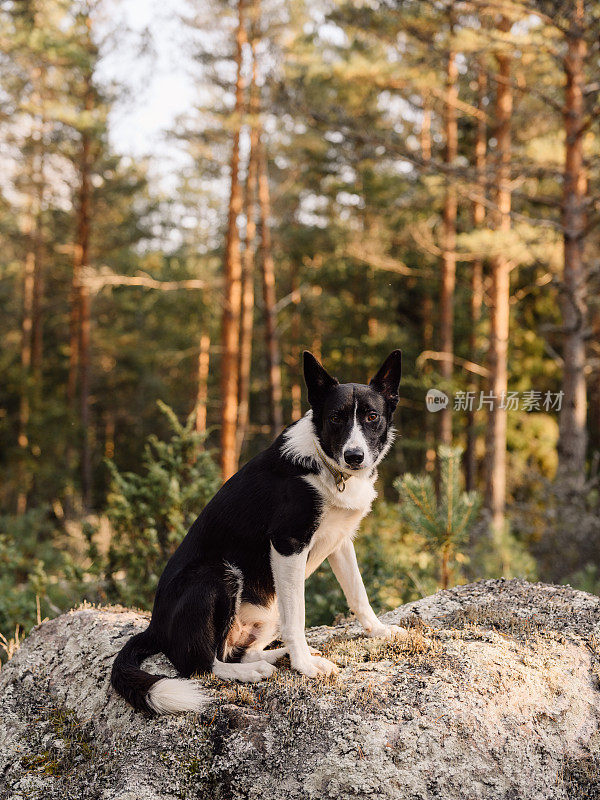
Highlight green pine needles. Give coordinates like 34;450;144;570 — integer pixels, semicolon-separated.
102;402;220;608
395;446;482;590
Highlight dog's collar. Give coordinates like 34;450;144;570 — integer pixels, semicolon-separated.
313;439;351;493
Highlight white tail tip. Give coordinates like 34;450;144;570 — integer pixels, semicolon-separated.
146;678;209;715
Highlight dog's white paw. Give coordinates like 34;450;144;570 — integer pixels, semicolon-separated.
214;658;276;683
244;660;277;682
292;654;339;678
243;647;287;665
365;622;409;640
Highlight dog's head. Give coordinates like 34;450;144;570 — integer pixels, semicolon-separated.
303;350;402;473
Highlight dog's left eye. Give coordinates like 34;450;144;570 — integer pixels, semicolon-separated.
329;413;343;424
367;412;379;423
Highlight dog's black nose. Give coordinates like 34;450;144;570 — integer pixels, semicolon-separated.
344;448;364;467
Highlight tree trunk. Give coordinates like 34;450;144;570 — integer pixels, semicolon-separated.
68;62;93;409
420;98;432;162
67;271;80;410
19;217;35;452
557;0;588;487
104;412;115;460
440;543;451;591
421;95;436;474
423;292;436;474
79;285;91;508
76;65;93;509
220;0;246;480
31;78;46;386
17;206;36;515
196;334;211;435
466;66;487;492
290;264;302;421
485;36;512;537
17;71;44;514
440;43;458;446
31;189;44;385
68;133;89;414
258;136;283;436
236;36;260;464
311;331;322;362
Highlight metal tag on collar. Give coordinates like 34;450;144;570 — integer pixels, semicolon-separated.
336;474;346;492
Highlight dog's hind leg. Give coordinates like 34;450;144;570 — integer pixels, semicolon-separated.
145;566;236;714
228;600;286;666
163;567;277;684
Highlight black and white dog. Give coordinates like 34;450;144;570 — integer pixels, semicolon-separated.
111;350;406;714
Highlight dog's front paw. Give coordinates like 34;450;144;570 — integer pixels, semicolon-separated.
243;647;287;665
365;622;409;640
292;654;339;678
244;660;278;682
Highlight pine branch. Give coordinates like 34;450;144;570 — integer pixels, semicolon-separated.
80;266;215;293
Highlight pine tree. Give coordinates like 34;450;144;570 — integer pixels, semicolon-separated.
465;64;487;493
236;10;260;462
395;446;482;589
258;135;283;436
439;14;458;446
485;16;513;537
2;0;77;512
556;0;590;486
220;0;246;480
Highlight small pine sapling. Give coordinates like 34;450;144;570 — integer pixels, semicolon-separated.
395;446;481;589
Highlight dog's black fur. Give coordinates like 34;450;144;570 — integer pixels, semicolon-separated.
111;350;401;713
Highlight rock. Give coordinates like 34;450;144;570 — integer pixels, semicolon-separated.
1;579;600;800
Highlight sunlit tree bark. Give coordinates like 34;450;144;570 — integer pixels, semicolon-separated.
258;136;283;436
290;263;302;421
439;34;457;446
196;334;211;435
557;0;588;486
17;201;36;515
420;94;436;474
74;64;93;509
236;30;260;463
31;75;46;385
220;0;246;480
485;28;512;536
466;65;486;492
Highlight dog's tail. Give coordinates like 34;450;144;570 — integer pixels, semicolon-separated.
111;628;208;715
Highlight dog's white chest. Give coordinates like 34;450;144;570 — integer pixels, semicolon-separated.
306;504;366;577
303;474;376;577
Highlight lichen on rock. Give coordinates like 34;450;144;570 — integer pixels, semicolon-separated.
1;579;600;799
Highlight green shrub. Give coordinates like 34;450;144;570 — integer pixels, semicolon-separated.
0;509;85;647
102;402;220;608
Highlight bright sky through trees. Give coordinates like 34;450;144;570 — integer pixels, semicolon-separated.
98;0;194;185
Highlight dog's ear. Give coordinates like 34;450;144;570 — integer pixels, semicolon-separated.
303;351;338;408
369;350;402;410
